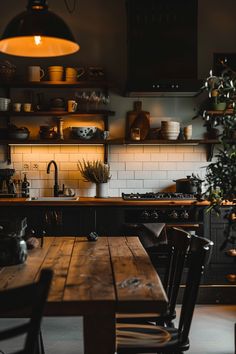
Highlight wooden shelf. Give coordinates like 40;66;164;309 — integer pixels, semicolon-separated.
205;109;234;115
0;110;115;117
1;80;112;89
6;139;107;145
123;139;201;144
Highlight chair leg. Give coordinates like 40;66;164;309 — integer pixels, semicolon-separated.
35;330;45;354
234;323;236;354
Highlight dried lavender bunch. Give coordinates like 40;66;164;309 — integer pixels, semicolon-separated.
78;159;111;183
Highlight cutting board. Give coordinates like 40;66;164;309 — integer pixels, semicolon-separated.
126;101;150;140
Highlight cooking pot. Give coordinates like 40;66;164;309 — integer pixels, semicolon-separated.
173;175;202;194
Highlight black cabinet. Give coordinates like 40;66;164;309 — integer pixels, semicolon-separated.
126;0;200;95
0;206;93;236
209;207;236;281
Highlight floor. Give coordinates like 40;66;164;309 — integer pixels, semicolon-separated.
0;305;235;354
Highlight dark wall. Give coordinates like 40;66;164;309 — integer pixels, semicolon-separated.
1;0;236;92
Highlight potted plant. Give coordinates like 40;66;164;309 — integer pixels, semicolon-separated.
204;116;236;253
202;65;236;111
78;159;111;198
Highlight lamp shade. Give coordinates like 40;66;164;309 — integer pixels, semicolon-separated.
0;1;80;57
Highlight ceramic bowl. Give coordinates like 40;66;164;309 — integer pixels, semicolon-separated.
8;127;30;140
71;126;98;139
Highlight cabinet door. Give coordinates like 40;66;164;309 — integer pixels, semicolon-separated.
95;207;125;236
126;0;198;90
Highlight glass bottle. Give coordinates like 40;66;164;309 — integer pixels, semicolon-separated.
21;174;30;198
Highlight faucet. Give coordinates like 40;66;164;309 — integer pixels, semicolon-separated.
46;160;64;197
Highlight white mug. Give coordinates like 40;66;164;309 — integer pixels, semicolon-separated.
13;103;22;112
67;100;78;112
28;66;45;82
23;103;32;112
183;125;192;140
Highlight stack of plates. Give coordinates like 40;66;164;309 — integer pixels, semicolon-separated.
161;121;180;140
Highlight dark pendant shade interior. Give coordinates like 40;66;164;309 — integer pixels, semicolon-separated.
0;4;79;57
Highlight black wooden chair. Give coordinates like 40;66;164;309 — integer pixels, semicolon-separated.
117;227;192;326
116;234;214;353
0;268;53;354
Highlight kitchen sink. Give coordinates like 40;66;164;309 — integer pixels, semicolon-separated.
26;196;79;201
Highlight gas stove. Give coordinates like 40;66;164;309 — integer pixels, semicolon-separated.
122;192;196;201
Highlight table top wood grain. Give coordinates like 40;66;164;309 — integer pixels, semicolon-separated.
0;236;168;354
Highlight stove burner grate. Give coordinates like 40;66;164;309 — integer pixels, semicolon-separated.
122;192;196;200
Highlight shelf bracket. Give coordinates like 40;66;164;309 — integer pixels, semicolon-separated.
104;143;109;164
6;144;11;164
206;143;215;162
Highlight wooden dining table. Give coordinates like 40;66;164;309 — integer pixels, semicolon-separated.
0;236;168;354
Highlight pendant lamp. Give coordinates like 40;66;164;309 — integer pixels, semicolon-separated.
0;0;79;57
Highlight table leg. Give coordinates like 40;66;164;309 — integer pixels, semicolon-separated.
83;314;116;354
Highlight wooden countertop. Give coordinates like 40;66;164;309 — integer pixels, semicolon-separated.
0;197;210;206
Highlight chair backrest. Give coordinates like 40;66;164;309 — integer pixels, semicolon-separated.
162;227;192;319
0;268;53;354
178;234;213;345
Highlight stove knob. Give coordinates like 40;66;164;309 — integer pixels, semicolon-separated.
180;210;189;219
141;210;150;220
151;210;159;220
169;210;178;219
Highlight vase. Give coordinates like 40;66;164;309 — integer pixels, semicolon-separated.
212;102;226;111
95;183;109;198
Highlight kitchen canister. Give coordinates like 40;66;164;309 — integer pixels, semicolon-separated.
48;66;64;81
0;97;10;111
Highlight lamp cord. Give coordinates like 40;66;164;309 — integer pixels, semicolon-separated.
64;0;78;14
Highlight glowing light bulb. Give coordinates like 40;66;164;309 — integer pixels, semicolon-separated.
34;36;42;46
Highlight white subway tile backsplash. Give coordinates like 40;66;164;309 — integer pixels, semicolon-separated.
144;180;159;188
31;179;54;188
119;153;135;161
159;180;175;191
126;146;143;153
109;153;119;161
109;180;127;189
26;171;40;179
144;146;160;153
12;154;23;162
126;180;143;188
167;153;184;161
167;171;188;179
135;171;151;179
61;146;79;153
48;146;61;153
37;153;54;162
175;146;194;152
142;162;159;170
159;162;177;170
110;145;127;154
151;171;168;180
184;153;202;161
134;153;151;161
55;153;69;161
60;162;78;170
160;146;176;152
14;146;32;153
11;144;212;197
151;153;168;161
118;171;134;179
110;162;125;171
108;189;119;197
126;162;143;171
110;171;118;180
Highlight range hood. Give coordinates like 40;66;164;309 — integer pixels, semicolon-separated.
126;79;203;97
126;0;200;98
